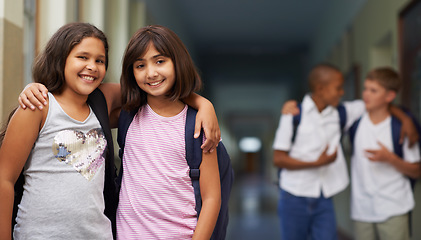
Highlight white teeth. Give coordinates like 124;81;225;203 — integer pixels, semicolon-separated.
81;76;95;81
149;80;163;86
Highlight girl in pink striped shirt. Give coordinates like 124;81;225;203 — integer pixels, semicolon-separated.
116;25;221;239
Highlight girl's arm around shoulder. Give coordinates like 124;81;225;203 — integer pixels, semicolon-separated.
98;83;121;128
193;150;221;240
183;93;221;153
0;105;46;239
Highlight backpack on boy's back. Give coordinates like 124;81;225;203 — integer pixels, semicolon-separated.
117;106;234;240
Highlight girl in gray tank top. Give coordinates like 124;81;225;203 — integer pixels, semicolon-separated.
0;23;116;240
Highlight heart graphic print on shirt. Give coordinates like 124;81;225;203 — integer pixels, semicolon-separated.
52;128;107;180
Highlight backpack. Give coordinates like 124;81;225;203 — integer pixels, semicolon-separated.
117;106;234;240
12;88;118;238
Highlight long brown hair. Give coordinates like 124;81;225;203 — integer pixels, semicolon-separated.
120;25;202;111
0;107;17;147
1;23;109;145
32;22;109;94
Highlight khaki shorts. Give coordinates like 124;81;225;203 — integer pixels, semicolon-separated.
354;213;409;240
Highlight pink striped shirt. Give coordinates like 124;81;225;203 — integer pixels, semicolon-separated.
116;104;197;239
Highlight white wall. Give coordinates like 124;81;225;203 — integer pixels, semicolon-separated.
0;0;23;120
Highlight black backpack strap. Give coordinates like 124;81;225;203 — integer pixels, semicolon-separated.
87;88;118;238
88;89;114;160
12;171;24;236
185;106;203;217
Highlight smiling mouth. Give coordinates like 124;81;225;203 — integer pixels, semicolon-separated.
80;75;95;82
148;79;164;86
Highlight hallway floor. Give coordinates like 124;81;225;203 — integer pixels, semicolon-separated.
225;173;353;240
226;174;281;239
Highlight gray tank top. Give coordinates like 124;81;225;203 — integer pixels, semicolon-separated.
13;93;113;240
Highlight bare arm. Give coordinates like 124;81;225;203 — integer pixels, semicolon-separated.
0;106;45;239
192;150;221;240
98;83;122;128
18;83;123;128
273;147;337;170
389;105;419;146
365;142;421;179
18;83;48;110
183;93;221;153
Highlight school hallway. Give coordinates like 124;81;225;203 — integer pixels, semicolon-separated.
3;0;421;239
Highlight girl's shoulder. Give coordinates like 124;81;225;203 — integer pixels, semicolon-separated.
15;94;50;130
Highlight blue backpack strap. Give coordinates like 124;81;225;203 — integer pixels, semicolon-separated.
390;114;416;236
400;106;421;150
277;103;302;184
185;106;203;216
337;104;347;131
348;117;362;153
117;108;138;159
291;104;302;143
116;108;138;185
391;116;403;158
186;106;234;239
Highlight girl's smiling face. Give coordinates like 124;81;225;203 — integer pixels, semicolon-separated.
62;37;106;97
132;42;176;101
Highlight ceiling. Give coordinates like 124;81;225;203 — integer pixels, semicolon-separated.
142;0;341;141
147;0;333;56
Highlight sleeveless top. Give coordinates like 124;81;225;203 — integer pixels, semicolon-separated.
116;104;197;239
13;93;113;240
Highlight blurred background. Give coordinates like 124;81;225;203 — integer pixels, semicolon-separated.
2;0;421;239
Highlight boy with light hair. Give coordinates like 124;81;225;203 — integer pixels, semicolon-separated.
350;67;420;240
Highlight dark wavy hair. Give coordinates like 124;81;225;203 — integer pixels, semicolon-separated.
121;25;202;111
32;22;109;94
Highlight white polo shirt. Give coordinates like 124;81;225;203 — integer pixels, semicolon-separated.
350;113;420;222
273;94;364;198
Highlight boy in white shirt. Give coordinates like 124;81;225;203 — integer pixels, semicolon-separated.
273;63;366;240
350;67;420;240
